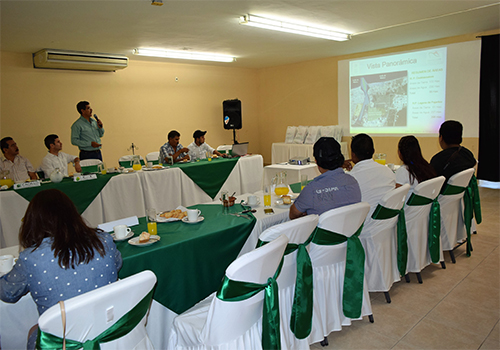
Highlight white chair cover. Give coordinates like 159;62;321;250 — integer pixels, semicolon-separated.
360;184;410;292
438;168;475;251
119;155;145;166
258;215;319;350
79;159;103;167
37;270;157;350
168;235;289;350
308;202;373;344
405;176;446;272
146;152;160;163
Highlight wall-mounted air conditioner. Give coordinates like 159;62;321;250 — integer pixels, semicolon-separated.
33;49;128;72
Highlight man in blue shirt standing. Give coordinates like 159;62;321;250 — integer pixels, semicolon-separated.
290;137;361;219
71;101;104;161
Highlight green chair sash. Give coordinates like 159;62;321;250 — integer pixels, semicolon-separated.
36;288;154;350
216;262;283;350
257;234;314;339
406;193;441;264
440;175;481;257
310;225;365;319
80;165;99;173
371;204;408;277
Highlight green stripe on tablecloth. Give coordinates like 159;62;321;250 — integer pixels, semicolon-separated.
172;157;239;199
117;203;256;314
10;173;120;214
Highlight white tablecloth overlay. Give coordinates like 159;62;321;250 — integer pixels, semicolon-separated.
263;163;321;187
0;155;263;249
271;142;348;164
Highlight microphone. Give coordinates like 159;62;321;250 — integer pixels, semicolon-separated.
93;114;100;121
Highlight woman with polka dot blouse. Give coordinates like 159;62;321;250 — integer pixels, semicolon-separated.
0;189;122;349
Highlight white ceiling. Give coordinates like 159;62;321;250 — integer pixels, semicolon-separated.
1;0;499;69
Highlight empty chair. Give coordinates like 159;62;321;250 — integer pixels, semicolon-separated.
308;202;373;346
258;215;319;349
146;151;160;165
404;176;447;282
79;159;103;173
37;270;156;350
217;145;233;155
119;155;145;167
360;184;410;303
438;168;477;263
168;235;289;350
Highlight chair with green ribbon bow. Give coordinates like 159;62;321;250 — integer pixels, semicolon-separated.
308;202;373;346
37;270;157;350
146;151;160;165
80;159;103;173
168;235;288;350
360;184;410;304
257;214;319;349
438;168;476;263
404;176;446;283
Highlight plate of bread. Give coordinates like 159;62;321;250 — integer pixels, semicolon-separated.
128;232;161;246
275;195;294;209
157;206;188;222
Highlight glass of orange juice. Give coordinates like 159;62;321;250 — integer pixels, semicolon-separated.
374;153;387;165
264;185;272;207
146;208;157;235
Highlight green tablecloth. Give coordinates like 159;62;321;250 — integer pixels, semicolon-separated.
9;173;120;214
290;179;313;194
117;203;256;314
172;158;238;199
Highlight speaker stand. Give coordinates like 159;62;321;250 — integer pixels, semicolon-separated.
233;128;239;144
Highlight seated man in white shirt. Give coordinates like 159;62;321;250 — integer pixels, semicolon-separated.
187;130;224;160
344;133;396;218
0;136;37;182
40;134;81;178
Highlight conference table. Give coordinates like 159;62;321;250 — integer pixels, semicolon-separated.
0;155;263;248
263;162;321;186
0;188;292;350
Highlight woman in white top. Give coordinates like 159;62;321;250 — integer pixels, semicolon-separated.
395;136;436;196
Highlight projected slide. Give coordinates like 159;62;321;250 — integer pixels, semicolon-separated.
349;47;447;134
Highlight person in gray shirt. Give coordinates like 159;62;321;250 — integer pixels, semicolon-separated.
290;137;361;219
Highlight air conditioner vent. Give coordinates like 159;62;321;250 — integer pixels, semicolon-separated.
33;49;128;72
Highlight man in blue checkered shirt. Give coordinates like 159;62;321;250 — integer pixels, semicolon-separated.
159;130;190;164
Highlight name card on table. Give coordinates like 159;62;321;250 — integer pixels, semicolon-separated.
14;180;41;190
73;174;97;182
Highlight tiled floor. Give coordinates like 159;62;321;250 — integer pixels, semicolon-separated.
311;187;500;350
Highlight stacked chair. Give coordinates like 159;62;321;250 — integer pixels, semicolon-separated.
37;270;157;350
360;184;410;303
79;159;103;173
168;235;289;350
438;168;481;263
308;202;374;346
404;176;447;282
257;215;319;350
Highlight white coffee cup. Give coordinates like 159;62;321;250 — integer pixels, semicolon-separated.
0;255;14;275
113;225;131;239
187;209;201;222
248;195;259;206
147;161;153;168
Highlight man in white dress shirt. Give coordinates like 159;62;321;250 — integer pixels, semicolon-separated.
40;134;81;178
0;137;37;182
187;130;224;160
344;133;396;217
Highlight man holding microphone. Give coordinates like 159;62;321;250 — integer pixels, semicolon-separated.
71;101;104;161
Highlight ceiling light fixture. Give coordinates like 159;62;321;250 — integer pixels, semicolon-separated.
239;14;350;41
133;48;235;63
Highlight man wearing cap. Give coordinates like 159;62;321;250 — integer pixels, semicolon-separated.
187;130;224;160
290;137;361;220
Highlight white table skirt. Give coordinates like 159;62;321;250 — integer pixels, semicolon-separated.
263;163;321;187
271;142;348;164
0;155;263;249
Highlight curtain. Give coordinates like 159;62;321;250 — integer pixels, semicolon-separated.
477;34;500;183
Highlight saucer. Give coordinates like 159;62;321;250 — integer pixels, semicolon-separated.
275;198;294;209
241;201;260;208
182;216;205;224
111;231;134;241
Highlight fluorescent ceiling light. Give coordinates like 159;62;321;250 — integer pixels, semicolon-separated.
239;14;350;41
133;48;235;63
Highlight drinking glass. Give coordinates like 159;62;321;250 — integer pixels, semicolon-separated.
147;208;158;235
99;162;107;175
206;151;212;162
300;174;308;191
264;185;272;207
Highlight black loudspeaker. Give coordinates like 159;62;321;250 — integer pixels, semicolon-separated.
223;99;242;130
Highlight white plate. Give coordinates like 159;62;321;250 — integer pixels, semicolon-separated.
275;198;294;209
241;200;260;208
128;235;161;247
111;231;134;241
157;206;188;222
182;216;205;224
143;166;167;171
120;168;135;174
